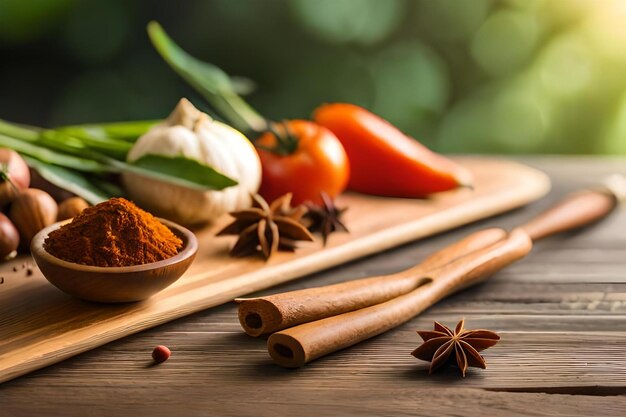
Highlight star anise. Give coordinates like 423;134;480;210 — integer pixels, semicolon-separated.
411;319;500;377
216;193;313;259
304;192;349;245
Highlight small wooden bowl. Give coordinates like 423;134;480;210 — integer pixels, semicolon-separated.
30;218;198;303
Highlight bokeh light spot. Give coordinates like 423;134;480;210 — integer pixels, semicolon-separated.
471;10;539;76
290;0;403;45
538;33;594;98
491;89;549;152
602;90;626;154
371;41;449;141
414;0;491;43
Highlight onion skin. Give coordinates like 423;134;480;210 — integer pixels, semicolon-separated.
10;188;58;244
57;197;90;221
0;149;30;207
0;212;19;259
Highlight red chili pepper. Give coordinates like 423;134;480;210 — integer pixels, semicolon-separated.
313;103;472;198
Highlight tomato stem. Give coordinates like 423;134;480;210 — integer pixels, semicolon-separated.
258;121;299;156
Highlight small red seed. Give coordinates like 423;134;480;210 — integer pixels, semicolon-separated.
151;345;171;364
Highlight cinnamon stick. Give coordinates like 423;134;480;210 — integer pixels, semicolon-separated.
520;189;617;241
267;228;532;368
237;228;506;336
262;187;621;367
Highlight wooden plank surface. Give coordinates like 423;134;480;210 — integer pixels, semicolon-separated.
0;158;549;383
1;157;626;417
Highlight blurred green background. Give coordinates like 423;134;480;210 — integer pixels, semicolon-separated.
1;0;625;154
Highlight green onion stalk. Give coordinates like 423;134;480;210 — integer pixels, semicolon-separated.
0;118;237;205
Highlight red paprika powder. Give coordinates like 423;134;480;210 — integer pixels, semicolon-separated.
44;198;182;267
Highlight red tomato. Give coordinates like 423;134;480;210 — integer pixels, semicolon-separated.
314;103;472;197
255;120;349;206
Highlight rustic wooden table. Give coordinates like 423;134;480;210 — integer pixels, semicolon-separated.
1;157;625;417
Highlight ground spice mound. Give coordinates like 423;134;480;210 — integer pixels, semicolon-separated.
44;198;183;267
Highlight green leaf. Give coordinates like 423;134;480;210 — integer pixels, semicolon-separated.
125;154;238;191
0;119;119;159
23;156;116;205
147;21;267;134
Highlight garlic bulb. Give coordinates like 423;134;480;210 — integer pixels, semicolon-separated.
123;98;262;225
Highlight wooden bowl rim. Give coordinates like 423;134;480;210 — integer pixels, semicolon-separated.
31;218;198;274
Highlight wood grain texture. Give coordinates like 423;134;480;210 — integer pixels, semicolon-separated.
0;158;549;384
1;157;625;417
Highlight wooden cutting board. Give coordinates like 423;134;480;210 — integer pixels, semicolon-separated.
0;158;550;383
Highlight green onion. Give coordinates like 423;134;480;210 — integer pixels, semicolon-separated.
0;133;111;173
0;118;238;191
58;120;158;143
